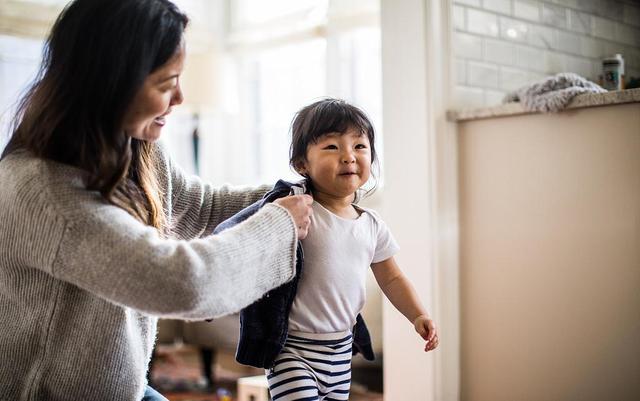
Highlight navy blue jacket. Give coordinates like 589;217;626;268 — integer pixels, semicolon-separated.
213;180;375;369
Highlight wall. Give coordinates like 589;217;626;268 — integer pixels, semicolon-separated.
457;102;640;400
453;0;640;108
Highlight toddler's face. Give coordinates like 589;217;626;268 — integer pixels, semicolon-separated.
298;127;371;201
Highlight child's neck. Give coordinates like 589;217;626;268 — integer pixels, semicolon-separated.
312;191;360;219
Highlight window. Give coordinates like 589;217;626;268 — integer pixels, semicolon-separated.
190;0;383;187
0;35;43;152
0;0;384;191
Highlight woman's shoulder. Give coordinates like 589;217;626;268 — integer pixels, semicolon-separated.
1;149;43;175
150;140;178;194
0;150;52;196
3;149;85;185
0;150;98;216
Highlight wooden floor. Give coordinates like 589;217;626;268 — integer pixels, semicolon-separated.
164;389;382;401
151;344;383;401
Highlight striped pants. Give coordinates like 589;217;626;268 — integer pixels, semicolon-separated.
266;330;353;401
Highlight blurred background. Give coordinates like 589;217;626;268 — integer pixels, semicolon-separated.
0;0;385;187
4;1;639;180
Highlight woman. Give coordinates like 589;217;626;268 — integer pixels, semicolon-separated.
0;1;312;400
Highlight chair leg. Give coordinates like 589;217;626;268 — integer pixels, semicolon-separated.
200;347;216;389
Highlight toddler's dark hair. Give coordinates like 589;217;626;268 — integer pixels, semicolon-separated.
289;98;378;192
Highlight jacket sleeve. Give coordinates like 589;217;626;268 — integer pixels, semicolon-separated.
213;199;264;234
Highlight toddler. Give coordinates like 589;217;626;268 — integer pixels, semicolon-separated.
217;98;438;401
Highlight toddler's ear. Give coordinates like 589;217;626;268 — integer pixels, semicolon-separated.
294;160;307;175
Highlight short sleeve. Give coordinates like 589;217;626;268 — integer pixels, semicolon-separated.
371;213;400;263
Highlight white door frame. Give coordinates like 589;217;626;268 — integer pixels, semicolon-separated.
380;1;459;400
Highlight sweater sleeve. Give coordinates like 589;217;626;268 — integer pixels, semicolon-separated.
51;198;297;320
157;145;270;240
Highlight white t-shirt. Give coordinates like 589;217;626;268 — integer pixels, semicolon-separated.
288;201;400;333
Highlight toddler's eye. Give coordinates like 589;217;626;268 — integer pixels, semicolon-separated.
355;144;367;149
323;144;338;150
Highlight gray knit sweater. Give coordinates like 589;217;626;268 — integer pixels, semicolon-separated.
0;146;297;401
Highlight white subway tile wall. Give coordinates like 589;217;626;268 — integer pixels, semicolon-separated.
593;16;616;40
499;17;530;42
468;61;500;87
457;58;468;84
528;24;555;48
455;32;484;60
457;0;483;7
485;38;516;64
453;0;640;108
484;0;512;14
567;9;590;34
468;9;500;36
514;0;540;21
623;3;640;27
541;3;567;28
485;89;508;104
454;86;486;108
454;5;466;30
499;67;529;90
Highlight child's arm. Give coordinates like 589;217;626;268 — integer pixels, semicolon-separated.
371;256;439;352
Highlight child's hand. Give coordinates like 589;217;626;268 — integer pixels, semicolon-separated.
413;315;439;352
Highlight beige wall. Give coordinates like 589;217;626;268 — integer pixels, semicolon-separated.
458;103;640;401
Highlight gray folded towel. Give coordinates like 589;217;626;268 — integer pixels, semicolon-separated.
503;72;606;112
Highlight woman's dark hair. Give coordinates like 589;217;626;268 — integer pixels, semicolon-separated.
289;98;379;196
2;0;189;233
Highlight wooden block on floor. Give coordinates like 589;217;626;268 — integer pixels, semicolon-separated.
237;375;270;401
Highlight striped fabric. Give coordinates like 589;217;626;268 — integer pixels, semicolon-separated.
266;330;353;401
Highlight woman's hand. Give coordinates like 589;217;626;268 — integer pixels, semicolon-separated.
414;315;439;352
273;195;313;240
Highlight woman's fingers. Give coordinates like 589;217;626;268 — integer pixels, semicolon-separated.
273;194;313;240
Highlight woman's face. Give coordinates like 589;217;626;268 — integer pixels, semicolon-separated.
123;43;186;142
